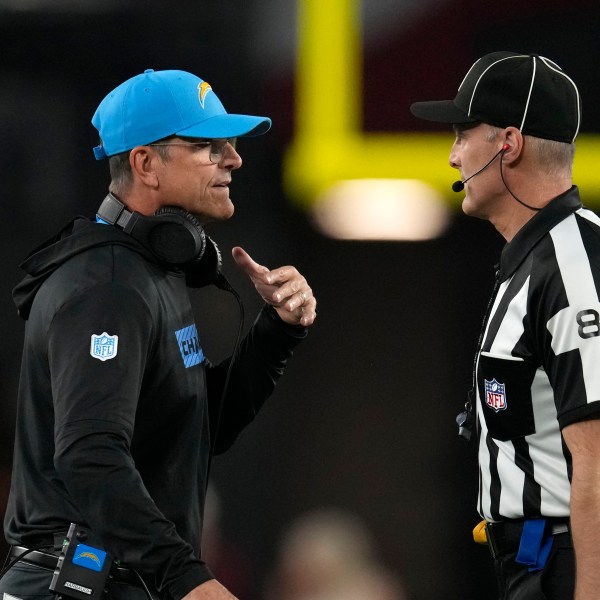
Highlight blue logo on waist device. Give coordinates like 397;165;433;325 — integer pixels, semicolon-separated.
175;324;204;368
72;543;107;572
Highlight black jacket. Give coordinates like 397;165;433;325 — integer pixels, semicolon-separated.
5;217;306;599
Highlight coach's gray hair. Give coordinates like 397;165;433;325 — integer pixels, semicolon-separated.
108;151;133;195
484;125;575;178
106;142;172;196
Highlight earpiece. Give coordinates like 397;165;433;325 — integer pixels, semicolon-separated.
96;193;222;287
502;143;510;151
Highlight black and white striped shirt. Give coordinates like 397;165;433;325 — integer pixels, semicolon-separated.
475;186;600;521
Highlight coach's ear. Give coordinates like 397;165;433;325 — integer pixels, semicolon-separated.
129;145;160;189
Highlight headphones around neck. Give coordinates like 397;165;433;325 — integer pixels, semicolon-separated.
96;193;222;288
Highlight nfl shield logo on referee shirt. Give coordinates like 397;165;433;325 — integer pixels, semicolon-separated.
90;332;119;361
485;378;507;412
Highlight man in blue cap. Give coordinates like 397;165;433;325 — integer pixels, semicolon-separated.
0;69;317;600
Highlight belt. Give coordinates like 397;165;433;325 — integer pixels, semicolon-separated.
8;546;141;586
486;520;570;559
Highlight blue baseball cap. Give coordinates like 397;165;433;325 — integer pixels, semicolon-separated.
92;69;272;159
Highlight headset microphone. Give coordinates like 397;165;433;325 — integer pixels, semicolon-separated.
451;180;466;193
451;144;510;192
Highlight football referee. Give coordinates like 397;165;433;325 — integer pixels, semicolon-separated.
411;52;597;599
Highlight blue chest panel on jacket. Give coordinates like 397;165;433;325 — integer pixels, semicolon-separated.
175;324;204;368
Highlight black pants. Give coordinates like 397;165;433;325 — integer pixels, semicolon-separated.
493;532;575;600
0;561;151;600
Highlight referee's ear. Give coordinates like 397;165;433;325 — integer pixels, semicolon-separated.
501;127;523;164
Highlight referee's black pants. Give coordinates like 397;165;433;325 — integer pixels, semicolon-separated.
0;561;151;600
493;531;575;600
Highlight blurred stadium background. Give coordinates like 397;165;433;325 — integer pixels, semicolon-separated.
1;1;599;598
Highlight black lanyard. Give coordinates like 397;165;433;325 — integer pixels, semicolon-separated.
457;267;501;441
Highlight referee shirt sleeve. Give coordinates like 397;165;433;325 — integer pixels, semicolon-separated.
543;214;600;429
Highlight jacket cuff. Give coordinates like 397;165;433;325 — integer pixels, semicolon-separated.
166;562;214;600
261;304;309;341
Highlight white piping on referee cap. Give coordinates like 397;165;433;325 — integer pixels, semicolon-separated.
520;56;537;133
539;55;581;143
464;55;529;120
461;54;581;143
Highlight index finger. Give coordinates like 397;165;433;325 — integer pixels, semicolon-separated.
232;246;272;282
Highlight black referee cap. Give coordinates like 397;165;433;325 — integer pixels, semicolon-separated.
410;51;581;144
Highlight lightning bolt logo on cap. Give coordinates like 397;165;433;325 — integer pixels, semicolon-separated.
198;82;212;109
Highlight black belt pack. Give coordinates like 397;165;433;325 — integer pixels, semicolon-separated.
9;523;138;599
485;518;570;570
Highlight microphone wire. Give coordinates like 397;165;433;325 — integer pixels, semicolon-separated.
452;146;506;193
498;151;541;212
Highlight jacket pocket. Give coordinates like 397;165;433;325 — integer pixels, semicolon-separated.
478;352;537;441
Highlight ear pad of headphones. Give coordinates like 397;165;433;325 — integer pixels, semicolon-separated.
152;207;223;287
148;206;207;264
